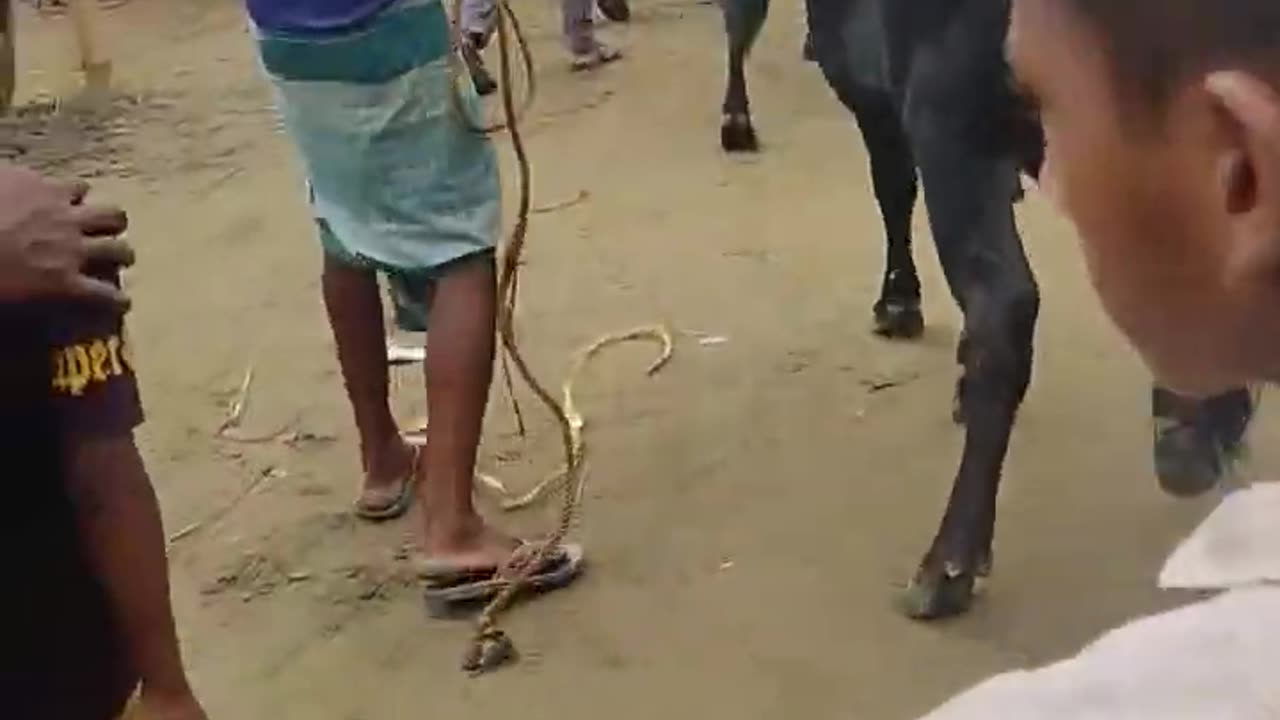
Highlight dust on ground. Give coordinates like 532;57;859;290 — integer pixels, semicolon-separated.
8;1;1279;718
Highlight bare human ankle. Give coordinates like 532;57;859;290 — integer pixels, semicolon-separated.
362;432;415;488
423;514;515;558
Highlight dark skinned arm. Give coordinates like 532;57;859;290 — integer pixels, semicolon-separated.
64;433;195;700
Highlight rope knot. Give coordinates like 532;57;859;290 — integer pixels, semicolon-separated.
463;627;517;675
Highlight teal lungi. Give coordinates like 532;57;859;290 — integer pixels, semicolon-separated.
257;0;500;330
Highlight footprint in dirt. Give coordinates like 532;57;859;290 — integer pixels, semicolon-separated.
200;547;416;608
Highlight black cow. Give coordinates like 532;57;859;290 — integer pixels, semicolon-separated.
719;0;1257;619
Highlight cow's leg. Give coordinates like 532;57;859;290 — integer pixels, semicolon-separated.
898;111;1039;620
845;92;923;339
720;0;769;152
810;1;919;334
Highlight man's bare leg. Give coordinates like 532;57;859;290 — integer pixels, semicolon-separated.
416;252;516;566
322;256;416;511
67;438;206;720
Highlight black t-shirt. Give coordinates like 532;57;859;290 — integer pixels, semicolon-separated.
0;283;144;720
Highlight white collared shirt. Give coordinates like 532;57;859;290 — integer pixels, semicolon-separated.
919;484;1280;720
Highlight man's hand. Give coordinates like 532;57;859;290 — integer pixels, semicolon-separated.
0;164;132;306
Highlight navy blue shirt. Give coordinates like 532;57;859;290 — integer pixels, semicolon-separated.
1;269;144;720
247;0;398;32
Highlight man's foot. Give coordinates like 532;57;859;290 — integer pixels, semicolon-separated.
570;43;623;72
419;536;586;617
354;441;418;520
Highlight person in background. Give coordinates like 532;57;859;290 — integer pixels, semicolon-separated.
246;0;583;609
0;164;206;719
563;0;628;70
459;0;629;90
919;0;1280;715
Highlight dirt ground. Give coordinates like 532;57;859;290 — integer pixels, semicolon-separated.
7;1;1279;718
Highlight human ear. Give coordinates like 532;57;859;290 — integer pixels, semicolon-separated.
1205;71;1280;284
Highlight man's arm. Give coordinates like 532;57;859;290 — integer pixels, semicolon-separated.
65;434;196;703
52;272;207;719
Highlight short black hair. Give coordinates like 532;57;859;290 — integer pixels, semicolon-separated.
1064;0;1280;114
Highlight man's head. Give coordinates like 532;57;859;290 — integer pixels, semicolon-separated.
1008;0;1280;395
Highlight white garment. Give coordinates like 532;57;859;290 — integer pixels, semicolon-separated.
1160;484;1280;590
918;484;1280;720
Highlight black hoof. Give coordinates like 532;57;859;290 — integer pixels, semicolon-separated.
1153;424;1229;498
461;44;498;97
471;67;498;97
1152;387;1255;498
872;299;924;339
597;0;631;22
897;560;979;620
721;116;759;153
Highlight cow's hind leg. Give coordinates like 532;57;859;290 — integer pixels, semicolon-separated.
721;0;769;152
898;114;1039;621
1153;386;1257;497
843;90;923;339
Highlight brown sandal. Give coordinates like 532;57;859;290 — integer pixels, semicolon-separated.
419;542;585;617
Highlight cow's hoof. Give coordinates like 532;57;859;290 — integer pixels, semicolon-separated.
597;0;631;22
872;299;924;339
897;561;978;621
461;43;498;97
802;34;817;62
1152;387;1254;498
471;67;498;97
721;115;759;153
1154;424;1221;498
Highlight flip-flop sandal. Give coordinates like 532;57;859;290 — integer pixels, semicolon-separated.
570;45;623;72
420;542;585;618
353;449;419;521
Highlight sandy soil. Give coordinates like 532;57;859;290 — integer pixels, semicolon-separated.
6;1;1278;718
